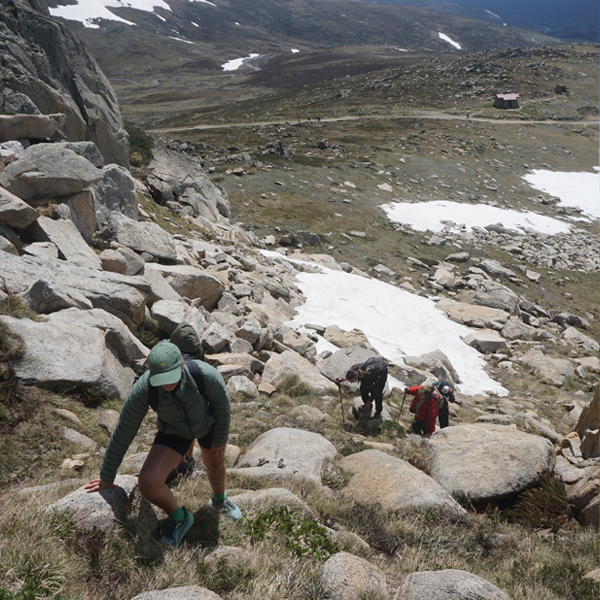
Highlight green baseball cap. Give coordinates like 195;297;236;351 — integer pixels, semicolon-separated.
148;343;183;387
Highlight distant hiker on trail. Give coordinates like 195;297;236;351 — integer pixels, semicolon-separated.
433;380;461;429
336;356;388;418
316;115;321;122
406;384;439;438
85;342;242;549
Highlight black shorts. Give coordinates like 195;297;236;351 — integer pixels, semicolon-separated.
153;430;213;455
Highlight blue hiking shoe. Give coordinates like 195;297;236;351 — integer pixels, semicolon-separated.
161;507;194;547
209;494;243;521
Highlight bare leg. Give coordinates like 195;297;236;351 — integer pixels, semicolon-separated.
138;444;182;514
201;447;226;496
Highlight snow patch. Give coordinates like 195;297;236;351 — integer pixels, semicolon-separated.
438;32;461;49
523;169;600;221
270;255;507;397
222;53;260;71
381;200;572;235
50;0;171;28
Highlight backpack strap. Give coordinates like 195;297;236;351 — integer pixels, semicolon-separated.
147;356;205;412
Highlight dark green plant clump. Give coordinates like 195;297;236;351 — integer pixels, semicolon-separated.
245;507;339;560
135;317;161;349
124;121;154;166
507;477;575;530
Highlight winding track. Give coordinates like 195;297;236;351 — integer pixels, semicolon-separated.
149;110;599;134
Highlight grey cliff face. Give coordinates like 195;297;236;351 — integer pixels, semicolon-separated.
0;0;129;167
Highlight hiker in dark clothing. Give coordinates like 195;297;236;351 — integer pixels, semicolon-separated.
433;381;461;429
85;342;242;549
336;356;388;418
406;384;439;438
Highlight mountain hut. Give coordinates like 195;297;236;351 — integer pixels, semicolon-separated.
493;93;519;109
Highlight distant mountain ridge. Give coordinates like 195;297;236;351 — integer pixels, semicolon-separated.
49;0;561;120
363;0;599;42
52;0;560;66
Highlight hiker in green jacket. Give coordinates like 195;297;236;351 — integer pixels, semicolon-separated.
85;342;242;548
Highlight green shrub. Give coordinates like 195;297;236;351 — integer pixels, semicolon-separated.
124;121;153;166
379;420;405;439
507;477;575;530
337;440;367;457
245;507;339;560
134;318;160;349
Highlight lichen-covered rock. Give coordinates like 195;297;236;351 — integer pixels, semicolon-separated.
234;427;337;485
45;476;140;532
395;569;512;600
425;424;555;502
0;144;102;201
319;552;387;600
130;587;223;600
0;1;129;166
341;450;465;516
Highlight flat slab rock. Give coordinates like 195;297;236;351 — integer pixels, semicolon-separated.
395;569;512;600
234;427;337;485
340;450;465;517
130;587;223;600
320;551;387;600
425;424;555;502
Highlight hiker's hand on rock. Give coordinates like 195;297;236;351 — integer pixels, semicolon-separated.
85;478;116;493
335;377;344;384
404;388;410;394
211;444;226;457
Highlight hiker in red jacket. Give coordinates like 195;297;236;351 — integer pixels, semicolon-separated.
405;384;439;438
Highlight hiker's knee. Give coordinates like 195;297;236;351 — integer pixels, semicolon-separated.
137;472;160;498
202;449;225;474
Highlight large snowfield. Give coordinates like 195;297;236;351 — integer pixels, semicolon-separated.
261;252;509;398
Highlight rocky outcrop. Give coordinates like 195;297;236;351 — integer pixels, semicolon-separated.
45;476;154;532
130;588;223;600
519;349;575;386
148;147;231;222
233;427;337;485
262;350;336;393
28;216;102;270
575;386;599;459
396;569;512;600
0;314;136;398
0;0;129;166
1;251;149;327
425;424;555;502
0;186;38;228
320;552;388;600
0;144;103;202
340;450;466;516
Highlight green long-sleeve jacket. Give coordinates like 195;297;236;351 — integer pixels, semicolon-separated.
100;360;230;483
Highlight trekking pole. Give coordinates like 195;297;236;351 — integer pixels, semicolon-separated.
397;391;407;423
336;381;346;424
